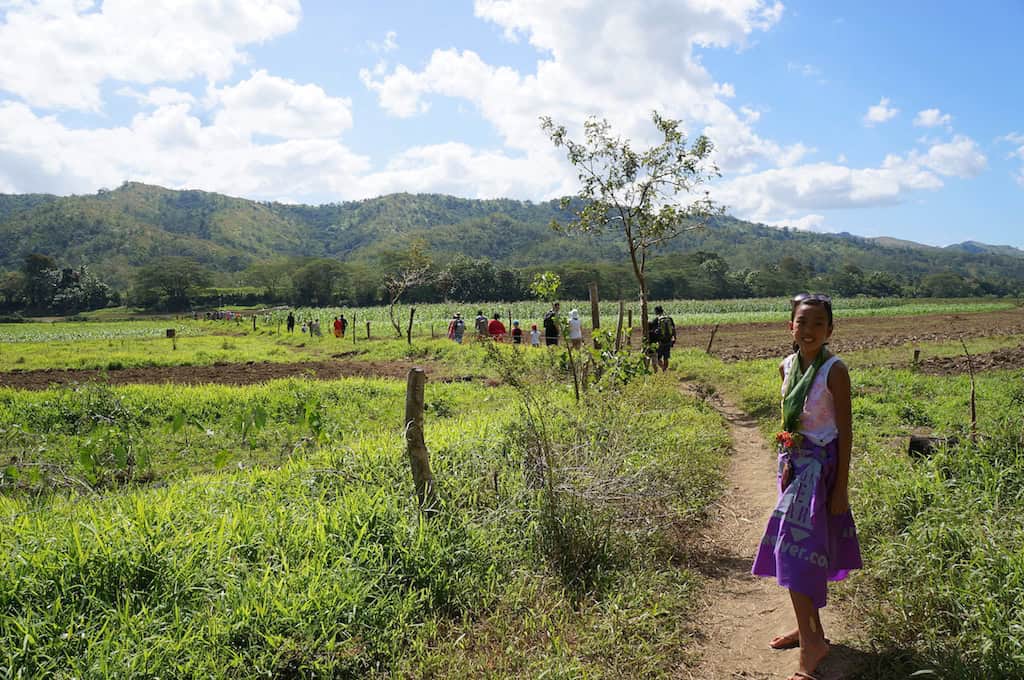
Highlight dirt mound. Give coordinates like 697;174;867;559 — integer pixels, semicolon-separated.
0;359;445;391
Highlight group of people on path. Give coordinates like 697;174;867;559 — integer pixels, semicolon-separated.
284;311;347;338
445;301;677;363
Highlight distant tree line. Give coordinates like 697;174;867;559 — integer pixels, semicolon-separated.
0;254;118;315
1;248;1020;316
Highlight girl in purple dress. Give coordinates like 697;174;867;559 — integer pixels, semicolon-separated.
752;293;862;680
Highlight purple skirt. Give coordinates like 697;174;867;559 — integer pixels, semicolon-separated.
751;439;862;609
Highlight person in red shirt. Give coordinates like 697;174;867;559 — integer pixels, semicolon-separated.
487;313;507;341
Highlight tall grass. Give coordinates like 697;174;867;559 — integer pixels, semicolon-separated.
1;373;730;677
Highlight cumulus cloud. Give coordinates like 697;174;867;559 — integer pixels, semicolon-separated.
763;214;827;231
863;97;899;126
0;89;369;202
0;0;301;110
914;108;952;128
361;1;805;178
913;135;986;178
116;86;197;108
714;135;986;225
368;30;399;53
999;132;1024;187
359;143;569;199
208;70;354;140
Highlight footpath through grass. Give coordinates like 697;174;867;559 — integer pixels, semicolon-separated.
1;366;729;678
676;347;1024;677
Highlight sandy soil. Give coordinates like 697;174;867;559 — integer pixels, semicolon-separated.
678;385;867;680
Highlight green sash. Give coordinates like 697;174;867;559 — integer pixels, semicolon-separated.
782;348;827;435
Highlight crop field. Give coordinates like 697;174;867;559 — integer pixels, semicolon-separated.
1;297;1022;678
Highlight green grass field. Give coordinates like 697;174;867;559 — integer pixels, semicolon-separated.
0;348;729;677
2;298;1021;677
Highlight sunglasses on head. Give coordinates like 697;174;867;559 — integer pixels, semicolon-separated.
791;293;832;305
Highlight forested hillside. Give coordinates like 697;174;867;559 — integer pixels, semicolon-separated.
0;182;1021;311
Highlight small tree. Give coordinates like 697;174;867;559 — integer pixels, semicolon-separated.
541;112;721;343
529;271;562;303
382;242;433;338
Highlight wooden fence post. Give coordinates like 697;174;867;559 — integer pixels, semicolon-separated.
405;368;437;513
614;300;624;351
705;324;720;354
407;308;416;345
588;282;600;347
366;321;371;340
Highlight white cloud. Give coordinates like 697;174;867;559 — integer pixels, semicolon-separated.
1000;132;1024;160
359;143;568;199
116;86;197;108
0;0;301;110
714;135;986;224
913;135;986;178
362;1;804;179
209;70;354;140
914;108;952;128
863;97;899;126
763;214;827;231
0;92;370;202
714;82;736;98
999;132;1024;188
787;61;821;78
368;30;399;53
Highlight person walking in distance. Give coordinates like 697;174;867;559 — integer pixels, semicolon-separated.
751;293;861;680
568;309;583;349
475;310;489;341
649;305;676;372
543;302;560;346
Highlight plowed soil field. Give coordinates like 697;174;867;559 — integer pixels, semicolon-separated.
677;306;1024;364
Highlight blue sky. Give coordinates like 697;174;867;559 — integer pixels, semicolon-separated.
0;0;1021;248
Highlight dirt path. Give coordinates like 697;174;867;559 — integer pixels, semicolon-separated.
680;385;864;680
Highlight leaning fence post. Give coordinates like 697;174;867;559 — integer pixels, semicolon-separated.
407;307;416;345
706;324;720;354
405;368;438;513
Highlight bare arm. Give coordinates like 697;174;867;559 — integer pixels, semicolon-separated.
828;361;852;514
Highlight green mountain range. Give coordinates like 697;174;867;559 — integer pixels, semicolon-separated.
1;181;1021;290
